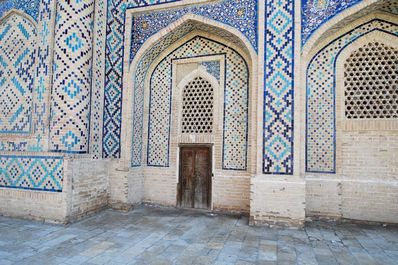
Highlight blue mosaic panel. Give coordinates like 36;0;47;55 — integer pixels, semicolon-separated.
0;13;36;134
0;0;40;22
301;0;362;45
103;0;258;158
201;61;221;82
130;0;258;60
306;19;398;173
263;0;295;175
50;0;94;153
146;37;248;170
0;155;64;192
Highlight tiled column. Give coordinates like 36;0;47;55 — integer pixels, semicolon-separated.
49;0;95;153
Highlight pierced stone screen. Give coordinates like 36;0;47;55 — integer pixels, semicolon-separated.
344;41;398;119
181;76;214;134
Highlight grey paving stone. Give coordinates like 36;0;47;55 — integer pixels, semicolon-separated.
0;206;397;265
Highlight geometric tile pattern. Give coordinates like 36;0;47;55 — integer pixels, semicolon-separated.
144;37;249;170
0;13;36;134
306;19;398;173
103;0;258;158
90;0;107;159
0;155;64;192
0;0;40;22
263;0;295;174
0;0;56;152
301;0;362;45
49;0;94;153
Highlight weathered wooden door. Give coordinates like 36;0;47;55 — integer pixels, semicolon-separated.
178;146;212;209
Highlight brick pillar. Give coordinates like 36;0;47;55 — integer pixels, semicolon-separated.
49;0;94;153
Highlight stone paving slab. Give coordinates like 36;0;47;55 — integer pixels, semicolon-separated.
0;206;397;265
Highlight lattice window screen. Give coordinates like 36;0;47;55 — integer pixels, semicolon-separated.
344;41;398;119
181;76;214;133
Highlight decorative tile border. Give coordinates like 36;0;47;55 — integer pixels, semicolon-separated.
0;155;64;192
90;0;107;159
263;0;295;175
103;0;258;158
306;19;398;173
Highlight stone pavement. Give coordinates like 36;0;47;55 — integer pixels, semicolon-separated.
0;206;397;265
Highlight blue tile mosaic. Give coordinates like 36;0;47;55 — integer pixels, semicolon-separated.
263;0;295;175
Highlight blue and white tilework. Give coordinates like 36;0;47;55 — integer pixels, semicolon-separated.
0;0;40;22
103;0;258;158
0;13;36;134
50;0;94;153
263;0;295;175
0;0;56;152
146;37;248;170
301;0;362;45
0;155;64;192
306;19;398;173
201;61;221;82
90;0;107;159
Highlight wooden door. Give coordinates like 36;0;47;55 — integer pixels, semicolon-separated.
178;146;211;209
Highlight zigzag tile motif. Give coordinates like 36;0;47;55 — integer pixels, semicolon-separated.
103;0;258;158
263;0;295;174
0;13;36;134
0;0;40;22
0;155;64;192
50;0;94;153
90;0;107;159
145;37;248;170
306;20;398;173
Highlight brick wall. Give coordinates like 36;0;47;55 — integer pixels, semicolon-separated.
250;177;306;227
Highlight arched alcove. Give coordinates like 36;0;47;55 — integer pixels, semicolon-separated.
303;11;398;223
120;14;257;212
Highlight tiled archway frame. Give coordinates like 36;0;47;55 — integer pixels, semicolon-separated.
0;1;56;153
145;36;249;170
120;15;258;173
103;0;258;159
305;15;398;173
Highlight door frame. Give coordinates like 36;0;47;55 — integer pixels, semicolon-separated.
177;144;213;210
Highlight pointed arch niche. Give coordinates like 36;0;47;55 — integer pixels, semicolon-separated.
121;14;257;211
